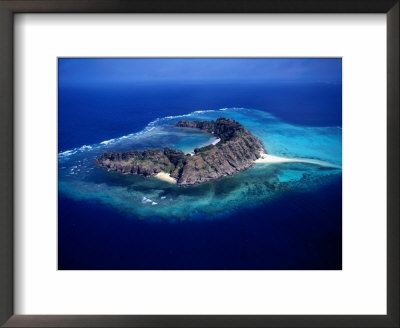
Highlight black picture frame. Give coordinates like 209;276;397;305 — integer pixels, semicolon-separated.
0;1;398;327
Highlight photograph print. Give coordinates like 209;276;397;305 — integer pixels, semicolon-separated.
58;58;342;270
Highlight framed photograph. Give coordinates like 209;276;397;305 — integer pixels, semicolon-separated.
57;57;343;271
0;1;398;327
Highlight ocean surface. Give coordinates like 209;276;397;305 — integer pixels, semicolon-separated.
58;81;342;270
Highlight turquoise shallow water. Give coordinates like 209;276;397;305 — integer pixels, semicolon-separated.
58;108;342;219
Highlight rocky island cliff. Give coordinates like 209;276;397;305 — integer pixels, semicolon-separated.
95;117;266;186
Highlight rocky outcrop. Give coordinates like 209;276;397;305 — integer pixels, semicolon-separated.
96;118;266;186
95;148;181;177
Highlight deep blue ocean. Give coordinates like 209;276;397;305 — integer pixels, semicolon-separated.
58;81;342;270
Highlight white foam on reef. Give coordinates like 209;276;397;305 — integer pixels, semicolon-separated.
142;197;152;204
141;196;159;206
100;138;116;145
58;149;77;158
80;145;92;150
59;145;95;160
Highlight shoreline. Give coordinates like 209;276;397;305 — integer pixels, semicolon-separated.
189;137;220;156
154;172;177;184
255;152;341;168
211;138;221;145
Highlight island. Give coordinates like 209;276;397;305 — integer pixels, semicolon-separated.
95;117;266;186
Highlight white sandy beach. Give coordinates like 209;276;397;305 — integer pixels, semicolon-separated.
154;172;177;184
255;152;299;164
255;152;341;169
211;138;221;145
